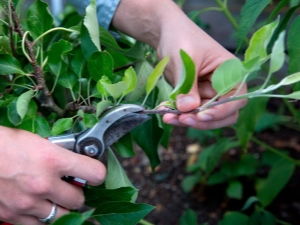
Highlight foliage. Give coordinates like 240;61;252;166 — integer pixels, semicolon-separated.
0;0;300;224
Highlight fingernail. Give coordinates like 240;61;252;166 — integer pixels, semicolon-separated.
177;96;196;108
182;117;196;126
168;119;179;126
198;113;213;121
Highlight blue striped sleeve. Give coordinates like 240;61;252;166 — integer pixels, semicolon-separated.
67;0;121;29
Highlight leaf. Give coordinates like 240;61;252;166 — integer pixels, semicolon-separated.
52;210;94;225
219;212;249;225
257;158;295;207
235;97;268;149
96;100;111;117
241;196;260;211
8;98;21;126
123;66;137;96
284;90;300;99
0;54;24;75
83;113;98;128
26;0;53;39
92;202;155;225
245;18;279;62
287;15;300;74
85;187;138;203
179;209;198;225
51;118;73;135
0;36;11;54
211;58;246;96
88;51;114;81
81;22;98;59
126;61;153;102
58;72;77;90
114;133;135;158
83;0;100;51
47;40;73;76
106;149;136;193
269;31;285;74
146;55;170;95
16;90;35;119
237;0;271;50
226;180;243;200
101;81;128;100
170;50;195;100
70;46;86;77
181;172;202;193
261;211;277;225
34;116;51;138
131;115;162;170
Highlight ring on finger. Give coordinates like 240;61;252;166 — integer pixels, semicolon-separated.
38;202;57;223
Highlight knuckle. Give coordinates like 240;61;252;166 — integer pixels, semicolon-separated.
0;210;14;222
93;164;106;185
71;195;85;210
15;198;35;211
24;178;51;196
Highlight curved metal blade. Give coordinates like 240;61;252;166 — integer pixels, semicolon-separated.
103;113;150;149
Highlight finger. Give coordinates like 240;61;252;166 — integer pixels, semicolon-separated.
6;215;44;225
46;181;85;210
176;81;201;112
198;80;217;99
57;149;106;186
197;86;247;122
31;201;69;222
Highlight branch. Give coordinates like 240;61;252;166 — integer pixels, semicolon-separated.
10;3;64;117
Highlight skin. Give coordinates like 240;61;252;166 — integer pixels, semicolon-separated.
0;126;106;224
112;0;247;130
0;0;247;224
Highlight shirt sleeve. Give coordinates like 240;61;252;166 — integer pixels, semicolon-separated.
67;0;121;30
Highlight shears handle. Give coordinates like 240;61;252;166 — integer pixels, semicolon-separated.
47;135;86;187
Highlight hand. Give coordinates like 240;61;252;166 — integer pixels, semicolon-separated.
0;126;106;225
112;0;247;130
156;4;247;130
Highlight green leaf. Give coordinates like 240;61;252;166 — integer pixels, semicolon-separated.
16;90;35;119
96;100;111;117
83;0;100;51
8;98;21;126
0;54;24;75
70;46;86;77
211;58;246;96
47;40;73;76
83;113;98;128
287;15;300;74
237;0;271;50
26;0;53;39
226;180;242;200
106;149;136;196
181;172;202;193
92;202;155;225
34;116;51;138
146;55;170;95
101;81;127;100
245;18;279;62
85;187;138;203
52;210;94;225
235;97;268;149
261;211;277;225
51;118;73;135
131;115;162;170
179;209;198;225
170;50;196;100
126;61;153;102
219;212;249;225
257;158;295;207
58;72;77;90
290;0;300;7
0;36;11;54
269;31;285;74
81;23;98;59
123;66;137;96
88;51;114;81
241;196;260;211
114;133;135;158
284;90;300;99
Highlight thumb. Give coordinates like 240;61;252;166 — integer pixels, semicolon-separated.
176;82;200;112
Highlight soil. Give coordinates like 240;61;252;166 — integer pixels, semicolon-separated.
120;107;300;225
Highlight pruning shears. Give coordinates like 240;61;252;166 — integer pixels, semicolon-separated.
48;104;150;187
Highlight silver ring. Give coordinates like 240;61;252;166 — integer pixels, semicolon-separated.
39;203;57;223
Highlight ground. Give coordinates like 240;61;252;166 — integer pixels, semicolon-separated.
120;114;300;225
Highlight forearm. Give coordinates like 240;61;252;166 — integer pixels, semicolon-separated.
112;0;188;49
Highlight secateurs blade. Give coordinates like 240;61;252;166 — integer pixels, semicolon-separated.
48;104;150;186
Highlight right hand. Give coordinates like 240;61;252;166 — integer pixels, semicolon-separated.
0;126;106;225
